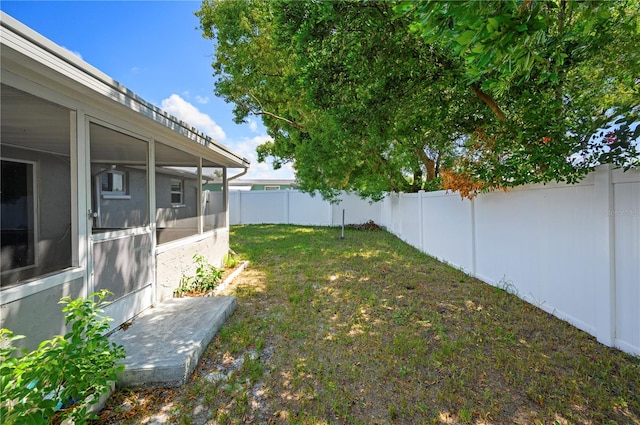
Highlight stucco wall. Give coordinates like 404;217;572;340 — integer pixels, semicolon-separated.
155;229;230;302
1;277;84;352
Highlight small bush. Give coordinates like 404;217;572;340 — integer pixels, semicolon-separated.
174;254;224;297
223;251;240;269
0;290;125;424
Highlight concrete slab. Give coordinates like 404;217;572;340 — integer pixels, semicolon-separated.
109;296;237;388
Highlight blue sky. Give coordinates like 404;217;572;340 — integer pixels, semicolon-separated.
2;1;295;179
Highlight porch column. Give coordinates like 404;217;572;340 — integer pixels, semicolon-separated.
197;157;203;234
223;167;229;228
148;138;157;304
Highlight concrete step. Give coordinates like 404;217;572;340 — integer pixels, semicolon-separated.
109;296;237;388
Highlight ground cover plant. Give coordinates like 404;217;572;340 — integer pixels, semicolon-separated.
174;254;225;297
95;225;640;424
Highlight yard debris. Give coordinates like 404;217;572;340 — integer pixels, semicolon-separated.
346;220;382;231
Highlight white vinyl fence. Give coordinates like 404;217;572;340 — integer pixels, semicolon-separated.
229;165;640;356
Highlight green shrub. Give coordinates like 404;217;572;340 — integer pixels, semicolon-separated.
174;254;224;297
0;290;125;424
223;251;240;269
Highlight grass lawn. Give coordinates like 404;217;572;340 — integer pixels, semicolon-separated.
97;224;640;425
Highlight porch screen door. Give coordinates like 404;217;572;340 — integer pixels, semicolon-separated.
88;122;152;328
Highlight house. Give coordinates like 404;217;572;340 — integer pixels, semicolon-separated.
203;178;298;191
0;12;250;351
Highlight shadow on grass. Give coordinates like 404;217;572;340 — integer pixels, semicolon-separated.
97;224;640;425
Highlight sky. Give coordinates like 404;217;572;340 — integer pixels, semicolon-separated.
1;0;295;180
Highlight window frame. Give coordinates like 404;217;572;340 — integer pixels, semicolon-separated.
170;178;185;207
1;157;38;275
264;185;281;191
101;170;130;199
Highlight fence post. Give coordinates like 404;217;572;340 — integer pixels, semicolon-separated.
285;190;290;224
329;194;335;225
418;191;425;252
470;197;477;277
593;164;616;347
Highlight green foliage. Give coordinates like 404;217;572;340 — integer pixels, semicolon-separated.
398;0;640;194
0;290;125;425
174;254;224;297
198;0;639;200
223;251;239;269
198;0;472;201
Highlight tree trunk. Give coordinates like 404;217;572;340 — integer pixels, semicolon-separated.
471;83;506;121
415;148;437;182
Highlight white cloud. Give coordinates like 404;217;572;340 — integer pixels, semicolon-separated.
229;134;295;180
195;95;209;105
161;94;226;141
63;46;82;60
247;118;259;133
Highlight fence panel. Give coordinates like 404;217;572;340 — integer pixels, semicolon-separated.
229;191;240;225
332;193;383;226
474;180;599;336
613;170;640;354
421;191;475;273
397;193;421;249
238;191;289;224
380;193;401;235
289;191;331;225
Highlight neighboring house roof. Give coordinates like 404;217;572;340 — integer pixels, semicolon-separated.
203;179;298;190
205;179;297;186
230;179;298;187
0;12;250;170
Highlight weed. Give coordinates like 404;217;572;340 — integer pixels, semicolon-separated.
174;254;223;297
223;251;240;269
495;275;519;296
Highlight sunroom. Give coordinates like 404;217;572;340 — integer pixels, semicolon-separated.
0;12;250;351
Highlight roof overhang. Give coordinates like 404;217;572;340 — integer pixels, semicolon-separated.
0;12;250;170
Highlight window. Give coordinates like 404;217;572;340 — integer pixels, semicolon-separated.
171;179;184;205
1;159;36;272
101;170;128;198
1;86;73;288
264;185;281;190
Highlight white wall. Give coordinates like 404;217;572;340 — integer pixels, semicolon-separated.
227;167;640;356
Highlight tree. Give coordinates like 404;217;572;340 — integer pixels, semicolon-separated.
398;0;640;196
198;0;639;200
199;0;488;200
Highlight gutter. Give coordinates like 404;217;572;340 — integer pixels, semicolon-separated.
228;167;249;182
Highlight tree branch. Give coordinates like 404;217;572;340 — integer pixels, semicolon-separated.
518;0;533;14
471;83;507;121
247;91;306;130
251;110;306;130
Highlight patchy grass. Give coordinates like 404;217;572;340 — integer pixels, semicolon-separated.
96;224;640;425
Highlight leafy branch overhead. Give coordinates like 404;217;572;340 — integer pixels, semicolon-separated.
198;0;639;200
